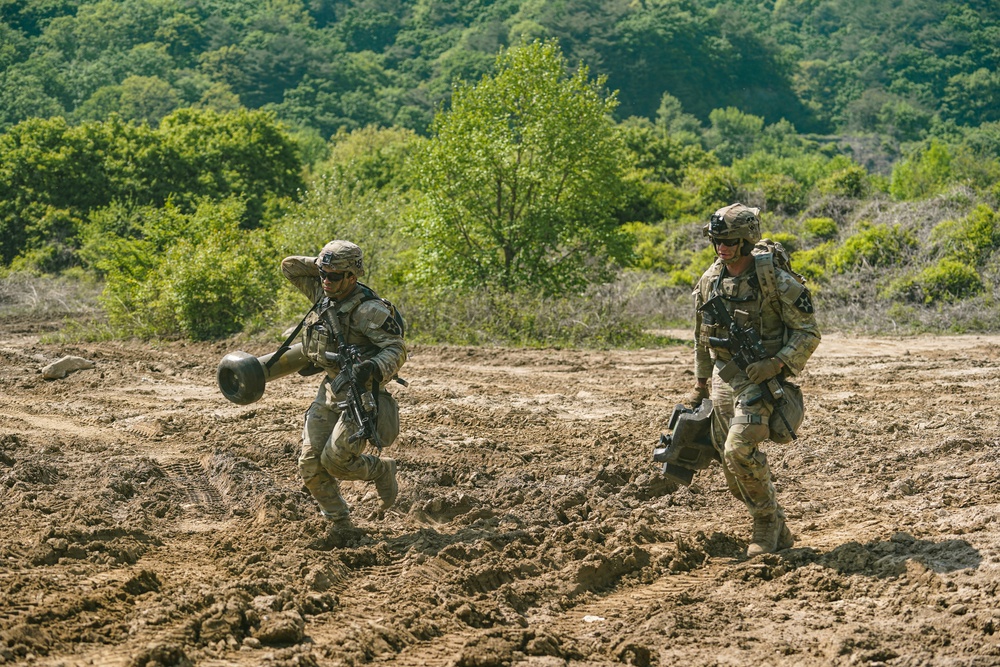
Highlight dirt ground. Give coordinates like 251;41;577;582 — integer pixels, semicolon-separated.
2;318;999;667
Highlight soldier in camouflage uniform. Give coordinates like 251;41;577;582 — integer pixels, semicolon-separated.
281;240;406;528
691;204;821;556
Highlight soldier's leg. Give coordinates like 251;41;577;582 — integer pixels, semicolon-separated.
723;386;793;555
300;400;351;521
320;410;398;509
710;376;745;502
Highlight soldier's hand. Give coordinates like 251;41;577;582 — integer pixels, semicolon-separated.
355;360;381;387
688;384;710;408
746;357;783;384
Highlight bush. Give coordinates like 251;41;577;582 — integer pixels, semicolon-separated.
83;197;281;339
886;258;984;304
764;231;800;255
816;165;872;198
759;173;807;214
889;141;952;200
802;217;839;242
829;223;917;272
791;242;834;283
927;204;1000;265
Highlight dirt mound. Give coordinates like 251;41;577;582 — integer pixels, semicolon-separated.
1;330;999;665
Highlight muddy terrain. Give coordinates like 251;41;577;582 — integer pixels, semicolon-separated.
1;319;999;667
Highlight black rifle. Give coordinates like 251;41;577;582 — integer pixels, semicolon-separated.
698;294;797;440
320;309;384;450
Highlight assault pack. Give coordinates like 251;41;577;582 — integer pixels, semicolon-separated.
751;239;807;309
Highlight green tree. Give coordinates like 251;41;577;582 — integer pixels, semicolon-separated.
157;107;304;226
412;40;632;296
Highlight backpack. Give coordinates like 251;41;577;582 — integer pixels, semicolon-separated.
751;239;806;311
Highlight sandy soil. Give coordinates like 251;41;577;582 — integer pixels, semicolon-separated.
1;318;999;667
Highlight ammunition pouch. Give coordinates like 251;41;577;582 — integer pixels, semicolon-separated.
652;400;719;485
769;381;804;444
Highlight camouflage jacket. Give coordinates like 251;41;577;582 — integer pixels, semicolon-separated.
693;257;820;381
281;256;407;385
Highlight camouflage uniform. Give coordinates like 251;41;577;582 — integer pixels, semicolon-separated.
693;204;820;554
281;241;406;523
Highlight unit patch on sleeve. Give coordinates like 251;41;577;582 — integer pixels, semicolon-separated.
380;314;402;336
794;291;814;314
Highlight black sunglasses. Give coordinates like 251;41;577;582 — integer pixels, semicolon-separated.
320;269;346;282
713;237;741;247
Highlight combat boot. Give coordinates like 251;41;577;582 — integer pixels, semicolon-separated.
777;519;795;551
747;513;788;557
374;458;398;509
321;508;352;529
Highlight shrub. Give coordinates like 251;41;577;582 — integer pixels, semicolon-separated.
887;258;984;304
764;231;800;254
687;166;742;212
829;223;917;272
816;164;872;198
83;197;281;339
889;141;952;200
791;242;834;283
802;217;838;242
928;204;1000;265
759;173;807;214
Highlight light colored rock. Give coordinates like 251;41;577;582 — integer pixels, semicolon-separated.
42;355;96;380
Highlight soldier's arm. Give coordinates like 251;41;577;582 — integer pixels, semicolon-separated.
353;300;407;383
693;281;714;381
773;270;821;375
281;256;324;302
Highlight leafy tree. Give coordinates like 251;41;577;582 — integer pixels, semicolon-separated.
157;107;304;226
704;107;764;165
411;40;632;296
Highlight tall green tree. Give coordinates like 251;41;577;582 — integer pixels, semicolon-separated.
412;39;631;295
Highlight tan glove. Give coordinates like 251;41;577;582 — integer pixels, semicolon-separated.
746;357;783;384
688;384;710;408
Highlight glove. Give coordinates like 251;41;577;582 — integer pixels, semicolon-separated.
746;357;783;384
355;360;382;387
688;384;710;408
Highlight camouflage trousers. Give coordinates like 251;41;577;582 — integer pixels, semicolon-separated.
298;379;399;520
710;373;780;519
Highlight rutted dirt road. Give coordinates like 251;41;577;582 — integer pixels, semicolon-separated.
1;319;999;666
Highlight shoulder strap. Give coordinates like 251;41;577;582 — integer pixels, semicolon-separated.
265;297;324;370
754;251;781;311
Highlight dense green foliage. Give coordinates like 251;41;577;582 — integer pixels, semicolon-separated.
0;108;302;269
3;3;1000;342
4;0;999;142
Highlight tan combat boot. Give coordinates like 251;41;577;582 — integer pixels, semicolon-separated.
747;513;791;557
374;458;398;509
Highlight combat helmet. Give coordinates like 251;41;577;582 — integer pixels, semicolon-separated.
318;240;365;278
704;203;761;256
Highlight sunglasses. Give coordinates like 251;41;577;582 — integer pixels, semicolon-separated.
320;269;346;282
713;237;741;247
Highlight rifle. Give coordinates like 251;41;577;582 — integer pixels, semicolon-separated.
320;309;384;450
698;294;797;440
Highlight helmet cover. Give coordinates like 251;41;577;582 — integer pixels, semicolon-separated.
317;240;365;278
703;203;762;244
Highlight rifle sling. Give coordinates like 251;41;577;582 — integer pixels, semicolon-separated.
265;298;322;370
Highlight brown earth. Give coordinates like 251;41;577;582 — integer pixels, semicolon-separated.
1;318;999;667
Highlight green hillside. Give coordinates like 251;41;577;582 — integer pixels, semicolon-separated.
2;1;1000;343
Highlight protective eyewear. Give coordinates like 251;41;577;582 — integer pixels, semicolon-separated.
712;237;741;247
320;269;346;282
